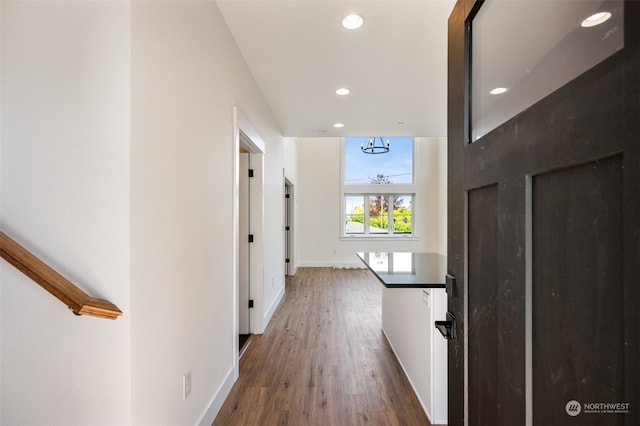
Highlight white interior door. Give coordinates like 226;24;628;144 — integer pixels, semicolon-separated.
284;180;295;276
238;152;250;334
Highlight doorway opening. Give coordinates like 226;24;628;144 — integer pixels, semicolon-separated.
284;179;295;276
232;107;266;378
238;146;251;354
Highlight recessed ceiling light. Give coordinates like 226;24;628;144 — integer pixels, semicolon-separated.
581;11;612;27
396;121;406;126
336;88;351;96
342;14;364;30
333;122;345;128
490;87;508;95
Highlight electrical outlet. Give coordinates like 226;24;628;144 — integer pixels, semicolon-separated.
183;369;192;400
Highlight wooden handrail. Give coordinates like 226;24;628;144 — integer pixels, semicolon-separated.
0;231;122;320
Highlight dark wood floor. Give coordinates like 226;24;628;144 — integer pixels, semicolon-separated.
213;267;434;426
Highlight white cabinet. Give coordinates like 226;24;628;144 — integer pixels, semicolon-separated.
381;286;448;424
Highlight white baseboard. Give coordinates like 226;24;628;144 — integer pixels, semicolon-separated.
197;366;235;426
298;260;336;267
196;287;285;425
381;328;435;425
333;261;366;269
298;260;366;269
263;284;285;328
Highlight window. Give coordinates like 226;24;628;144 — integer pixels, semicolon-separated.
344;137;413;184
345;194;413;235
470;1;624;142
342;137;416;238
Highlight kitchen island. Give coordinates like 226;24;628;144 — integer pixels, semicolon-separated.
357;252;448;425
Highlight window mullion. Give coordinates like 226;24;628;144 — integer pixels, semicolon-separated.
364;194;370;235
388;194;394;234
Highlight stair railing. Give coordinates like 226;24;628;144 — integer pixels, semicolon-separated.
0;231;122;320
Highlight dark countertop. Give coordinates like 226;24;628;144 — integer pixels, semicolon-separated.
357;252;447;288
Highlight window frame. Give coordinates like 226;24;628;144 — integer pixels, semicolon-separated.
340;138;418;239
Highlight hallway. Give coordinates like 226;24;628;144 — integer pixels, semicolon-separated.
213;267;434;425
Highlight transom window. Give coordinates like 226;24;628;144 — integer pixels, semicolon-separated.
342;137;416;238
343;136;413;184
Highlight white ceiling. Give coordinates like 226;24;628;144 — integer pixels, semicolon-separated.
217;0;456;138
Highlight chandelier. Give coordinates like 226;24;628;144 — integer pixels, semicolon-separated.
361;137;390;154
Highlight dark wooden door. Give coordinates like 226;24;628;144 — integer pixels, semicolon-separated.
447;1;639;425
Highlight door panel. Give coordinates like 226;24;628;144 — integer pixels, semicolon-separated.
533;155;624;425
239;152;250;334
468;184;499;426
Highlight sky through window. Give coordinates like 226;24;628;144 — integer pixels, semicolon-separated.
344;136;413;184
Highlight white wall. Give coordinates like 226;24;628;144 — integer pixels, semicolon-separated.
1;2;131;425
284;138;299;183
260;128;287;328
1;1;285;425
296;137;447;267
131;2;284;425
1;1;444;423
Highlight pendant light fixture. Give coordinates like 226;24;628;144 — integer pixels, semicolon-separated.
361;137;390;154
